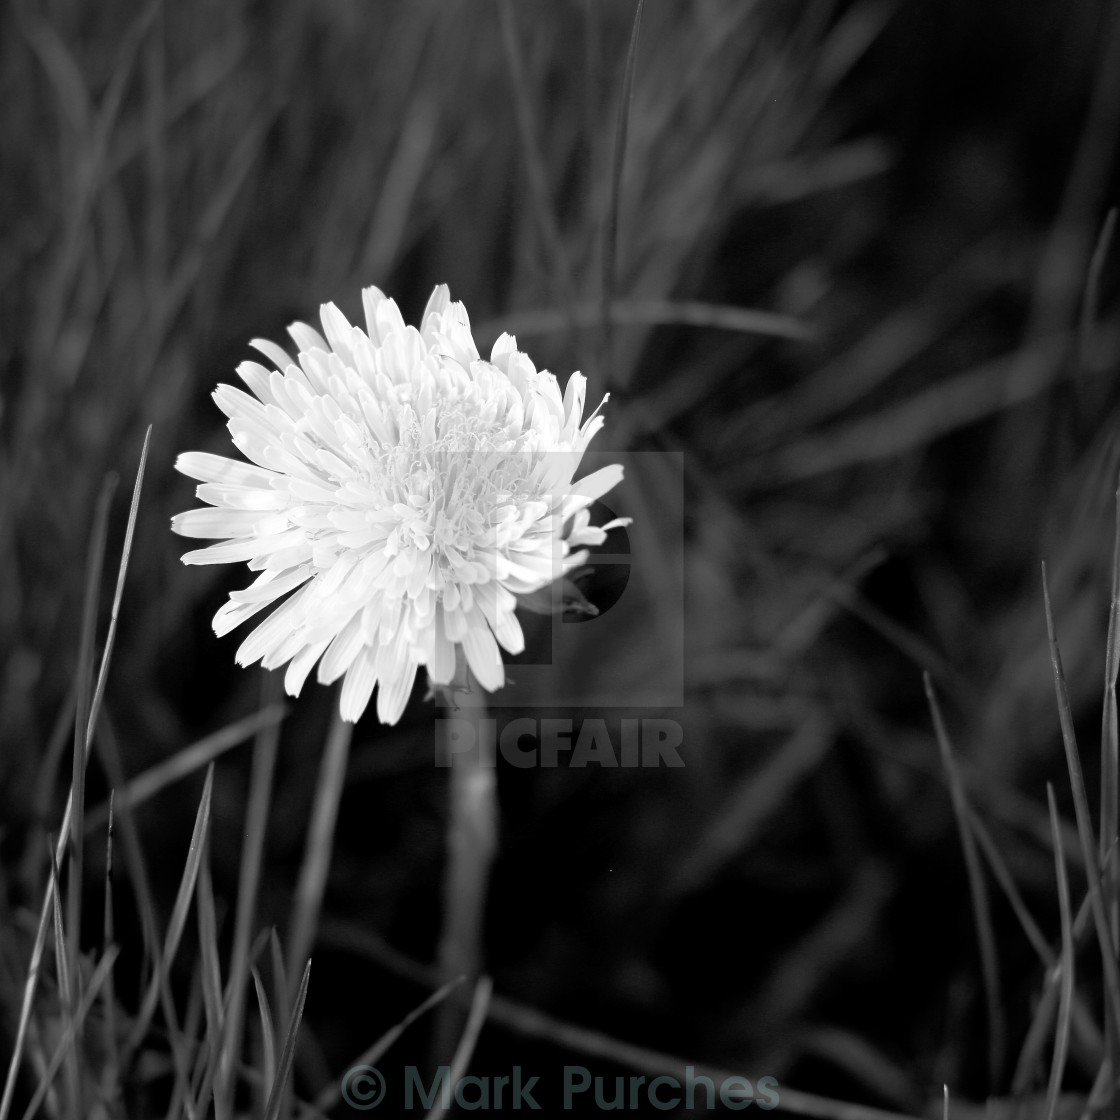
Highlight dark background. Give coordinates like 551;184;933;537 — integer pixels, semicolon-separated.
3;0;1120;1115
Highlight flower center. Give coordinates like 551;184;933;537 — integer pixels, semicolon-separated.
361;391;541;585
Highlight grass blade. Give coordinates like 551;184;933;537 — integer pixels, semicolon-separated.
967;805;1053;968
215;672;283;1118
99;794;120;1109
1042;561;1120;1073
262;959;312;1120
90;710;161;971
1012;978;1060;1097
925;672;1004;1088
1081;1056;1117;1117
599;0;644;387
668;712;830;897
84;703;287;835
497;0;579;340
285;702;352;1005
161;963;203;1120
1100;471;1120;942
1045;784;1075;1120
423;976;493;1120
195;837;226;1116
252;965;278;1101
323;919;927;1120
86;425;151;749
47;839;81;1120
313;978;464;1113
16;946;119;1120
480;298;813;344
126;763;215;1056
269;928;288;1026
583;0;602;222
1080;208;1116;373
67;472;116;1049
25;681;76;893
1012;846;1115;1092
0;859;62;1120
0;432;150;1120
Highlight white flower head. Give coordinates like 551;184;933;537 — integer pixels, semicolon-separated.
172;285;627;724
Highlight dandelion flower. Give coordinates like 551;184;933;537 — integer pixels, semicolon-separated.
172;285;627;724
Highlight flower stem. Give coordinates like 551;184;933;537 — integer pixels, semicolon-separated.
433;666;497;1059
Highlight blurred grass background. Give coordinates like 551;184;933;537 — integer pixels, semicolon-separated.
3;0;1120;1115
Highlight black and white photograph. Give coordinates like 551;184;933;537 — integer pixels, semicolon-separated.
2;2;1120;1117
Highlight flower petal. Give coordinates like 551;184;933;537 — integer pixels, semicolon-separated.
340;646;378;721
172;508;283;540
317;614;365;684
462;608;504;691
571;463;624;504
288;320;328;355
375;651;417;725
320;301;357;368
250;337;295;371
429;606;457;684
420;284;451;343
176;451;277;487
285;638;331;697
